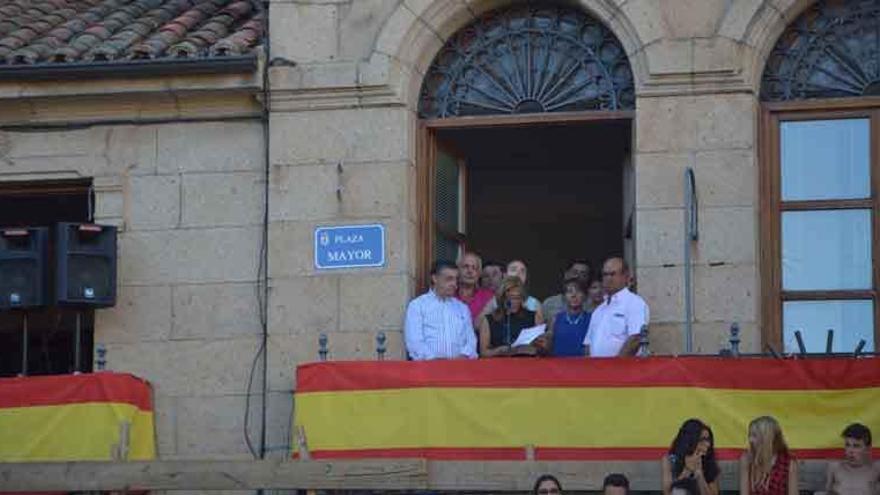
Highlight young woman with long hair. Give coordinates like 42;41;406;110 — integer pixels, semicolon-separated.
662;418;720;495
739;416;799;495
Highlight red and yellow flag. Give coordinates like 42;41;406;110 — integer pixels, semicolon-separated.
0;372;156;462
294;357;880;460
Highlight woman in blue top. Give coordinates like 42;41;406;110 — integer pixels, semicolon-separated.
549;277;592;357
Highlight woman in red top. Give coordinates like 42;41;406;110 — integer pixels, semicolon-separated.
739;416;799;495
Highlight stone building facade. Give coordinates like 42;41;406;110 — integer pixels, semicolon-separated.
0;0;876;461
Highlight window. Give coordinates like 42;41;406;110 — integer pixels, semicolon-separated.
0;180;95;377
759;0;880;353
433;143;467;263
762;110;879;353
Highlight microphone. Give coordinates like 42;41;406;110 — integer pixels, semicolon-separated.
504;299;512;346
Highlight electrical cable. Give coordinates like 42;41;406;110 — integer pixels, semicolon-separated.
243;0;271;466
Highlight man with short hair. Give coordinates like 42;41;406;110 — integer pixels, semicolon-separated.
603;473;630;495
456;252;494;326
825;423;878;495
542;259;591;329
583;257;649;357
404;260;477;360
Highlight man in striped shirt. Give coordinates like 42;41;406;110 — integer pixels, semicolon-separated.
404;260;478;360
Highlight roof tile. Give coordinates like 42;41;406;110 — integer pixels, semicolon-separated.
0;0;263;66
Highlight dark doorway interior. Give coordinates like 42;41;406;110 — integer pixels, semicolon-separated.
438;120;631;300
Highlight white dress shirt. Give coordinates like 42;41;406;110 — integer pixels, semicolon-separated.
404;289;478;360
583;287;649;357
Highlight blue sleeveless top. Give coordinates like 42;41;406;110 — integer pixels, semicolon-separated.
552;310;591;357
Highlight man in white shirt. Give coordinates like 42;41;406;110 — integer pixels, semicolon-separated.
404;260;478;360
583;257;649;357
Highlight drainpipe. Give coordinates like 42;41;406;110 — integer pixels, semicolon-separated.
683;167;698;353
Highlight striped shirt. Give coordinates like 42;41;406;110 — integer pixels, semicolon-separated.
404;290;478;360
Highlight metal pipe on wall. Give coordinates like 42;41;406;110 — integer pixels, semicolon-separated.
683;167;698;353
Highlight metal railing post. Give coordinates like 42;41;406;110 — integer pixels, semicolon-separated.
318;333;328;361
729;322;740;357
376;331;386;361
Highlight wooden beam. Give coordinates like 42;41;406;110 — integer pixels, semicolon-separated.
0;459;830;492
0;459;428;491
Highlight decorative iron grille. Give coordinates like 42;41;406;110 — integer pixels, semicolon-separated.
417;5;635;118
762;0;880;101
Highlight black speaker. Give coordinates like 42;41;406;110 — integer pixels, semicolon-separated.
0;227;49;310
55;223;117;307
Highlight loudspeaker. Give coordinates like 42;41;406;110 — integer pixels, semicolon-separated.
0;227;49;310
55;223;117;307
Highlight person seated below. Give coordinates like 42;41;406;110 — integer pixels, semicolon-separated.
483;259;545;321
533;474;563;495
481;259;505;294
542;259;591;327
662;419;720;495
404;260;477;360
546;277;592;357
826;423;878;495
604;473;630;495
455;251;494;327
478;275;545;357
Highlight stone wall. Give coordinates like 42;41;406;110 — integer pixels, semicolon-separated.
0;0;817;464
0;117;272;460
264;0;807;359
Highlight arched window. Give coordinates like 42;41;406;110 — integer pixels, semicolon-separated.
762;1;880;101
418;5;634;119
760;0;880;354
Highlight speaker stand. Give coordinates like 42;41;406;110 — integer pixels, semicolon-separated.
74;311;82;373
20;313;28;377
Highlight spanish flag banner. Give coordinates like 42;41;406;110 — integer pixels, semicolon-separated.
294;357;880;460
0;372;156;462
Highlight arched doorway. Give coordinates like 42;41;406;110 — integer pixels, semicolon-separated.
416;4;636;298
760;0;880;353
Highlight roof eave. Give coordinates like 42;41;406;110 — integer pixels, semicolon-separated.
0;55;258;82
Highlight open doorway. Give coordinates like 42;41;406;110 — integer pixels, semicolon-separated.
426;118;633;300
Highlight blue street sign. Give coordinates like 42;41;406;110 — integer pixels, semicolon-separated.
314;224;385;270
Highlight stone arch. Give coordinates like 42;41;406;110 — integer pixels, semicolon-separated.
732;0;822;94
368;0;648;112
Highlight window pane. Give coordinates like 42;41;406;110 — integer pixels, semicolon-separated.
783;300;874;353
782;209;872;290
433;235;460;264
781;119;870;201
435;150;460;232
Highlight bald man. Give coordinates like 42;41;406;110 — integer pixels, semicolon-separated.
583;257;649;357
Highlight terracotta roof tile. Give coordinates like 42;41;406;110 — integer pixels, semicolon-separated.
0;0;263;66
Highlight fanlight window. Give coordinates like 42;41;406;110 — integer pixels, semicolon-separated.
418;5;635;119
762;0;880;101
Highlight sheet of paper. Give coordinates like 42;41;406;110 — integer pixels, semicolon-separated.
512;324;546;347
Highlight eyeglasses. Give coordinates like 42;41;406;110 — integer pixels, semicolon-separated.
537;489;560;495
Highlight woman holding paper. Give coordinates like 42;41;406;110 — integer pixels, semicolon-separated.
479;275;545;357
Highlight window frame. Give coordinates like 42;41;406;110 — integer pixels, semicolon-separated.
760;97;880;351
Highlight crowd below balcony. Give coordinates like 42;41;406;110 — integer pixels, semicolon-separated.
531;420;877;495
